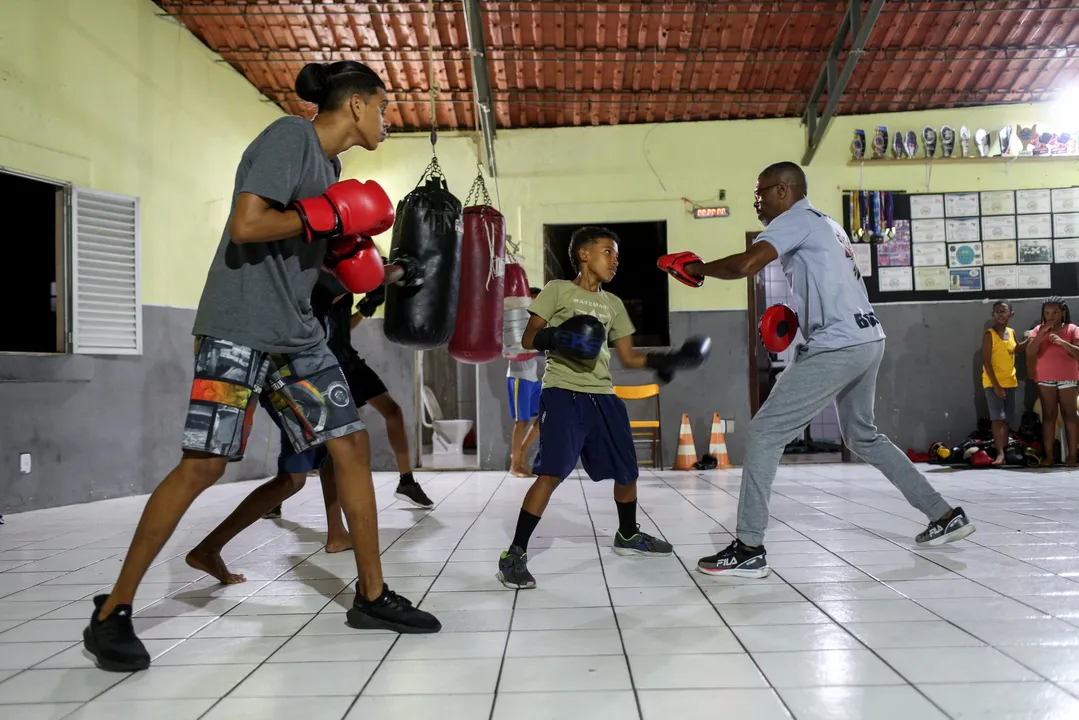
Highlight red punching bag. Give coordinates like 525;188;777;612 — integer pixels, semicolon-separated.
449;177;507;364
503;261;538;362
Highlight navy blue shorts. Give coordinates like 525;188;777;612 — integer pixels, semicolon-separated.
507;377;542;421
277;426;329;475
531;388;639;485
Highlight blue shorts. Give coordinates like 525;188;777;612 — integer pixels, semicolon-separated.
277;426;329;475
532;388;639;485
507;377;542;421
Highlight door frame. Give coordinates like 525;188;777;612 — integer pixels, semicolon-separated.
746;231;762;416
744;231;850;461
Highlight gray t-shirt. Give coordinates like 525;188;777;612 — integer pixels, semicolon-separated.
192;116;342;353
507;355;544;383
755;197;886;350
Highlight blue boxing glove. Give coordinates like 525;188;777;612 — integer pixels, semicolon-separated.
533;315;606;360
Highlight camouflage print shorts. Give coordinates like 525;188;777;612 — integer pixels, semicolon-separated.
182;336;364;461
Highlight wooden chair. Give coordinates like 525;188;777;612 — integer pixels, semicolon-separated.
614;383;663;469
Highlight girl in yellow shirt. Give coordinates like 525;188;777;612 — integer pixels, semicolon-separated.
982;300;1030;464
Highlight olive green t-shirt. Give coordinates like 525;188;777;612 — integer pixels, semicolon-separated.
528;280;635;394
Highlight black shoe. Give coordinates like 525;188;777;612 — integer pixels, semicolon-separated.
263;504;282;519
697;540;770;578
394;480;434;509
498;544;537;589
346;583;441;634
83;594;151;672
916;506;976;547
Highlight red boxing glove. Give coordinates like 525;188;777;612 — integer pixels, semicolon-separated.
657;251;705;288
326;235;386;295
291;179;395;244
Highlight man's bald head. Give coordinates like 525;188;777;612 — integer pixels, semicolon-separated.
754;161;808;226
760;162;807;198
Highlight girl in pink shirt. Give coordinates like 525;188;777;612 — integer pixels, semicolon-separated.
1026;297;1079;466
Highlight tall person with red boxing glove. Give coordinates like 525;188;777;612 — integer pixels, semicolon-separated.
657;162;975;584
84;61;440;675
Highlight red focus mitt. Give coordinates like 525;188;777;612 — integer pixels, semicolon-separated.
657;251;704;288
291;179;395;244
758;303;798;354
325;235;385;295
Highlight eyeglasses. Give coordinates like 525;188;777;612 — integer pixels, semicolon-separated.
754;183;781;201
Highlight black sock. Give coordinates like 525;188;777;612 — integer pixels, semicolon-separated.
512;509;541;551
616;500;638;538
398;472;415;487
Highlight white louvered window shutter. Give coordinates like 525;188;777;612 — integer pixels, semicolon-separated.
71;187;142;355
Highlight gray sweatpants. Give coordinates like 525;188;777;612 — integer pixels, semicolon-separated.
737;339;951;546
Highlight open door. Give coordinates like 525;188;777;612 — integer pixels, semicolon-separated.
745;232;849;462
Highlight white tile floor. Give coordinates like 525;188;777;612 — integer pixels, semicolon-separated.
3;464;1079;719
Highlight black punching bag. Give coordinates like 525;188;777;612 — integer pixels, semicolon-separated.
384;170;463;349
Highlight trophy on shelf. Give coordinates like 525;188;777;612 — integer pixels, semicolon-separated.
998;126;1013;156
1016;124;1037;155
975;128;991;157
904;130;918;159
891;130;904;158
1034;130;1053;156
941;126;956;157
852;129;866;160
873;126;889;158
960;126;972;157
923;127;938;158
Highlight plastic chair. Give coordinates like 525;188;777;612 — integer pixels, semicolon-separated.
614;383;663;468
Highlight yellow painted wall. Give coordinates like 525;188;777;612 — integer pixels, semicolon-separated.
0;0;283;308
347;102;1079;312
6;1;1073;312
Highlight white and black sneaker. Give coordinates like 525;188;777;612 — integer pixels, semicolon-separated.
916;506;976;547
394;476;434;509
697;540;770;578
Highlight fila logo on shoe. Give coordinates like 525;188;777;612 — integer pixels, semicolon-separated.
928;526;943;537
716;556;739;566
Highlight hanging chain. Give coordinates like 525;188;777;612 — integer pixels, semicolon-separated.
427;0;440;156
465;163;494;208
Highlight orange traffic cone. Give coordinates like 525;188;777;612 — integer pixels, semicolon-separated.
708;413;733;469
674;413;698;470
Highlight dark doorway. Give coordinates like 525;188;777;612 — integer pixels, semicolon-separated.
542;221;670;348
1;171;66;353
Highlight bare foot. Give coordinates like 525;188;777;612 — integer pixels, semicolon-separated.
186;546;247;584
992;454;1005;466
510;466;534;478
325;535;353;554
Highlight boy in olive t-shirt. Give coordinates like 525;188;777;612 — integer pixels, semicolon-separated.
497;227;711;589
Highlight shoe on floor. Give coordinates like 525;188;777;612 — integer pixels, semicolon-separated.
498;544;537;589
697;539;770;578
916;506;976;547
346;583;441;633
394;480;434;509
83;594;151;672
263;504;282;519
613;526;674;557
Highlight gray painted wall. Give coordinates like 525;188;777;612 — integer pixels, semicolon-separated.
0;298;1054;514
0;306;275;514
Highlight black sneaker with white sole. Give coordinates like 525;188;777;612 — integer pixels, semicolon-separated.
497;544;537;589
916;506;976;547
394;479;434;509
346;583;441;633
83;594;151;672
697;540;770;577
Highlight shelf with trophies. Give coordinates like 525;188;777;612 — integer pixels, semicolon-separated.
848;124;1079;165
842;187;1079;305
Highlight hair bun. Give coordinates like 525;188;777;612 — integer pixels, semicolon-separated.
295;63;330;104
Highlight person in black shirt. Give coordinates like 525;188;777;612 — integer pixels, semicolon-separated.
189;272;433;568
